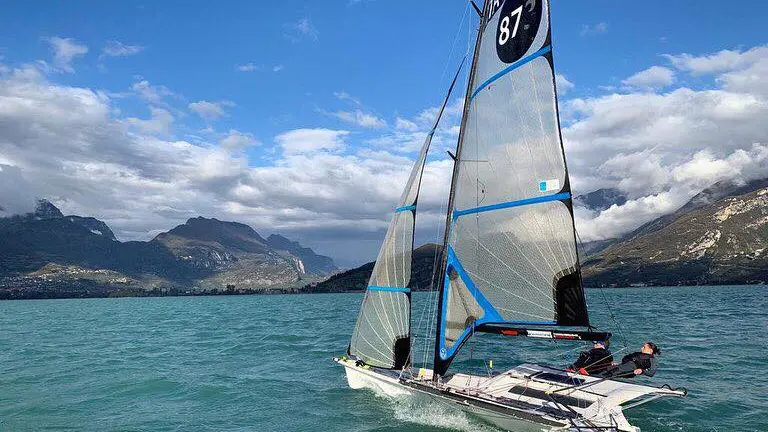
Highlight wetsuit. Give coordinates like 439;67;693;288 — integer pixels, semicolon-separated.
569;347;613;375
607;352;657;378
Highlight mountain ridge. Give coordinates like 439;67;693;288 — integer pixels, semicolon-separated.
582;182;768;286
0;202;337;298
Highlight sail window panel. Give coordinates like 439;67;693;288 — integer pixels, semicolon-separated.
454;59;566;212
450;201;578;324
368;210;414;288
443;271;483;352
473;0;551;92
349;290;410;368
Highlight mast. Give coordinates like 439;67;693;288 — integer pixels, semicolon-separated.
431;0;598;378
433;0;487;380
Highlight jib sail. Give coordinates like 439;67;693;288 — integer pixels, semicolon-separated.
349;63;464;369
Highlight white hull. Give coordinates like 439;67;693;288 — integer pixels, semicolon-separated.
340;360;546;431
336;358;685;432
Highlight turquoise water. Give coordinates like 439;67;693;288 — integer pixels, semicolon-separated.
1;286;766;431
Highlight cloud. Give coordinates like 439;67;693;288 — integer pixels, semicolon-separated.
564;45;768;241
664;46;768;75
188;100;234;121
4;41;768;266
580;22;608;36
0;164;37;216
366;97;464;154
220;129;260;152
621;66;675;89
43;36;88;73
395;117;419;132
285;17;318;42
0;62;454;266
131;80;173;104
275;128;349;155
236;63;258;72
556;73;574;94
327;109;387;128
101;40;143;57
125;107;174;135
334;91;361;106
322;91;386;128
272;65;284;73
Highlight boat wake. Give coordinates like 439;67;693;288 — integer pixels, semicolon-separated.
370;388;501;432
393;399;499;431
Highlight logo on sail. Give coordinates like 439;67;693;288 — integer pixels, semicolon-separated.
495;0;543;64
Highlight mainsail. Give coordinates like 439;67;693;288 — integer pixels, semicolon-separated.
434;0;589;376
349;62;464;369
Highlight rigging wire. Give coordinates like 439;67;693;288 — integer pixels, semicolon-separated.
410;0;473;371
575;229;629;349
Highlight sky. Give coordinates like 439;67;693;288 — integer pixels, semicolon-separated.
1;1;767;267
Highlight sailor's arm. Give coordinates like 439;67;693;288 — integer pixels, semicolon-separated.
643;357;658;377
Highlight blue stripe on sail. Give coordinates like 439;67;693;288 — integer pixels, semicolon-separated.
439;247;503;360
438;248;556;361
368;286;410;293
470;45;552;101
453;192;570;220
394;205;416;213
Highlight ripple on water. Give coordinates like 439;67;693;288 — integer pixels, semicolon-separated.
0;287;766;431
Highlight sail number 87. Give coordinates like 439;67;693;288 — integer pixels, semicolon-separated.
498;5;523;46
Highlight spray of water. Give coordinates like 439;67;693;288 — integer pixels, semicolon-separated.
390;395;501;432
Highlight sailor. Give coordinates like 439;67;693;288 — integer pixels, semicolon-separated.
606;342;660;378
566;340;613;376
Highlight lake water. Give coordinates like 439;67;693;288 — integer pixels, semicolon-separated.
1;286;766;431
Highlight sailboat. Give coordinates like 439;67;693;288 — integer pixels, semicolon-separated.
335;1;686;430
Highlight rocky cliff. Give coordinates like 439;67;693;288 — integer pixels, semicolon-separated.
582;183;768;286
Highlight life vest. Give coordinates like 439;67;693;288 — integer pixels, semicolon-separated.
572;348;613;374
621;352;653;370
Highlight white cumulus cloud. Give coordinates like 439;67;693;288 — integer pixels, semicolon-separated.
566;45;768;241
275;128;349;155
621;66;675;89
220;129;260;152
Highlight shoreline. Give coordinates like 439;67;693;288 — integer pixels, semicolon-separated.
1;282;764;301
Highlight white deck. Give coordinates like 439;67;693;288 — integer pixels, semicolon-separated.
335;357;685;432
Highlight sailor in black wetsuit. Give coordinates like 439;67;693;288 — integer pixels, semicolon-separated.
607;342;660;378
566;340;613;376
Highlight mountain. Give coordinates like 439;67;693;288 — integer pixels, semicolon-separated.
582;181;768;286
623;178;768;242
305;243;441;293
266;234;336;274
65;216;117;241
574;188;628;212
33;199;64;219
577;179;768;257
152;217;334;289
0;202;337;298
